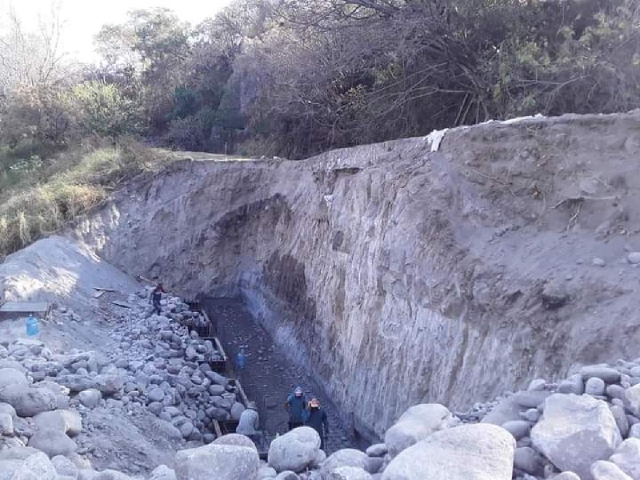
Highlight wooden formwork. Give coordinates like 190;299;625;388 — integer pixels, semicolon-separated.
0;302;51;321
212;378;268;458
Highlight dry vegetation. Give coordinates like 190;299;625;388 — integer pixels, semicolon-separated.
0;142;176;258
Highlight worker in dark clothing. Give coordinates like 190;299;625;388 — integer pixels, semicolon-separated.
150;283;165;315
285;386;307;430
304;398;329;450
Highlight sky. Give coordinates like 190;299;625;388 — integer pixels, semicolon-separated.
0;0;234;62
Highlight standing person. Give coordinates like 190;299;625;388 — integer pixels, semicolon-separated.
150;283;165;315
285;386;307;431
304;398;329;450
236;401;261;446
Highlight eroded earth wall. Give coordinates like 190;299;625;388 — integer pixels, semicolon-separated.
72;112;640;438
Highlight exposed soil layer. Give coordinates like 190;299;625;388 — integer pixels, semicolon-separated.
38;111;640;439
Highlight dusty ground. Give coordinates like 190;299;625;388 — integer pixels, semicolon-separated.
0;237;183;475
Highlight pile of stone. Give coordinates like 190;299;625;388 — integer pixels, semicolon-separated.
7;287;640;480
88;289;240;443
175;360;640;480
22;289;237;445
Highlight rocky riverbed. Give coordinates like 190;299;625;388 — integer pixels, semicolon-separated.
3;285;640;479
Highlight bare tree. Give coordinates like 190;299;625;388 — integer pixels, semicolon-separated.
0;1;68;92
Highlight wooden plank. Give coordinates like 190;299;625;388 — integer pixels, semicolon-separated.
213;337;227;361
93;287;116;292
233;379;250;407
111;301;132;308
201;309;214;335
0;302;49;314
212;420;223;438
93;291;106;299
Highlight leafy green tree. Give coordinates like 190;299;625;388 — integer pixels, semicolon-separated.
95;8;191;131
69;81;144;141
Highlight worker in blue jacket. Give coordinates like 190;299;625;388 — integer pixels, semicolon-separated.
285;386;307;430
304;398;329;450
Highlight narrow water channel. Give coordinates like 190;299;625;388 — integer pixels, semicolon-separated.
202;297;358;454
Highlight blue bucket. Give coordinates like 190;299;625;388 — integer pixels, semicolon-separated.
26;315;40;337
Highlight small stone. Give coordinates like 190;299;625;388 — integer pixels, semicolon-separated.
627;252;640;264
611;405;630;438
586;377;606;396
527;379;546;392
591;460;633;480
607;385;626;401
0;412;13;436
554;473;581;480
523;409;540;423
148;465;177;480
78;389;102;409
610;438;640;479
501;420;530;440
558;374;584;395
580;366;621;384
365;444;388;457
148;388;165;403
514;447;544;476
148;402;163;416
28;429;78;457
593;258;606;266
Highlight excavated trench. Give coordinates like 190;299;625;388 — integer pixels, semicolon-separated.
71;111;640;441
201;297;360;452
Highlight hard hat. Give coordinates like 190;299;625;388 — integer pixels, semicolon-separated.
247;401;258;410
294;386;303;396
310;398;320;408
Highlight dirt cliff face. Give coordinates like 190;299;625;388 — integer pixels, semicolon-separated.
73;112;640;439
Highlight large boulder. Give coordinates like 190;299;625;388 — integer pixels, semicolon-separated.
610;438;640;479
0;447;41;461
0;459;22;480
384;404;459;457
0;385;57;417
0;368;28;392
382;424;515;480
531;394;621;480
174;443;259;480
321;449;369;476
33;410;82;436
19;452;57;480
213;433;258;451
28;429;78;457
51;455;79;477
268;426;321;473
